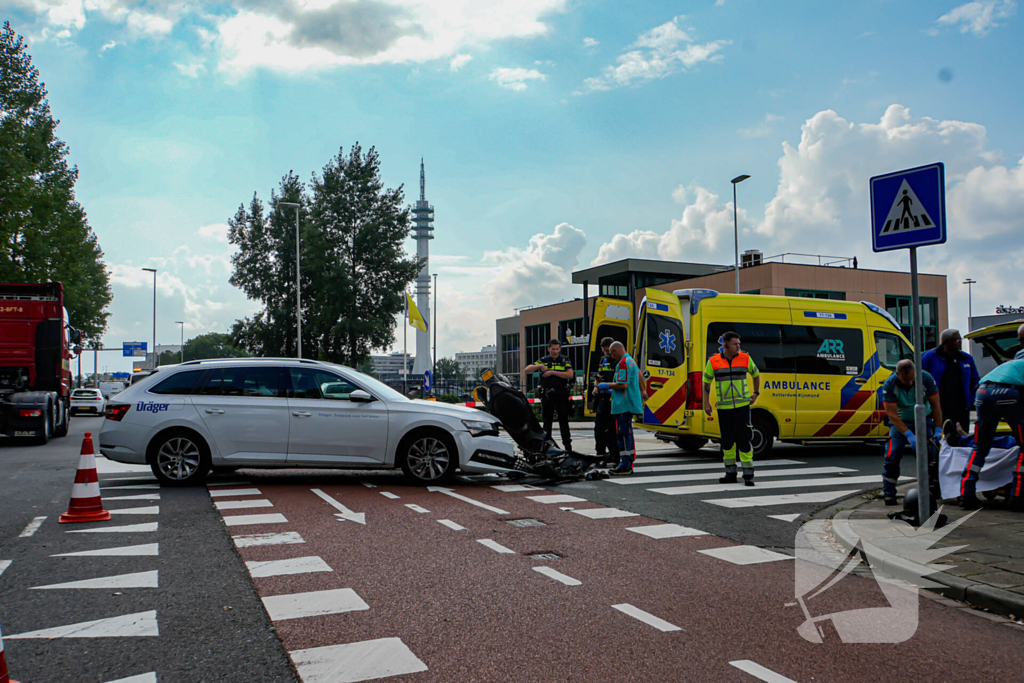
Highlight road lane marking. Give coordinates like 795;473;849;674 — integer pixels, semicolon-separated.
222;513;288;527
95;460;152;474
609;466;856;486
533;566;581;586
246;556;333;578
492;484;543;492
52;543;159;557
0;559;10;578
611;604;681;632
627;524;707;539
19;516;47;537
768;514;801;522
215;499;273;510
209;488;261;497
103;493;160;501
6;610;159;639
704;490;860;508
312;488;366;524
380;492;400;499
650;475;912;496
526;494;586;504
633;459;805;473
361;482;376;488
206;480;251;487
730;660;799;682
571;507;640;519
67;522;158;534
109;506;160;515
233;531;305;548
263;588;369;621
31;570;159;590
405;504;430;513
290;637;427;682
427;487;510;514
699;546;792;565
631;456;710;464
477;539;515;554
101;484;159;490
103;673;157;683
437;519;465;531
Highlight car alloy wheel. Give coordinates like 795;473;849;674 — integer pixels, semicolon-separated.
406;436;451;481
156;437;202;481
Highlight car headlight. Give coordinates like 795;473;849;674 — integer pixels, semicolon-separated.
462;419;499;437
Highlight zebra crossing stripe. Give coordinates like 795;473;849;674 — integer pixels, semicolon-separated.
632;459;804;473
703;490;860;508
608;466;856;486
649;475;911;496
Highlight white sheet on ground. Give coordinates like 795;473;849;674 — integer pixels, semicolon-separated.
939;442;1019;499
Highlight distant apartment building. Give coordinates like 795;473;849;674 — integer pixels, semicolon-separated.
371;352;413;381
455;344;497;381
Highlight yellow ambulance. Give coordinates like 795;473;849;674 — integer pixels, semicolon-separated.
586;288;915;456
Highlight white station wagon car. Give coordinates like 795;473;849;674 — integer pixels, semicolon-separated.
98;358;515;486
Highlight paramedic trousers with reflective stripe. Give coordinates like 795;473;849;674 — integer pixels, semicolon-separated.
614;413;635;466
961;384;1024;499
717;405;754;481
883;420;935;497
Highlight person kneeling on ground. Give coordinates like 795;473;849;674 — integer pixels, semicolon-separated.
881;359;943;507
598;341;646;476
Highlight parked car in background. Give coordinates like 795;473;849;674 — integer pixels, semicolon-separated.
70;388;106;416
98;381;126;400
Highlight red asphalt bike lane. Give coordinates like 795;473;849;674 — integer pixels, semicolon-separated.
217;478;1024;683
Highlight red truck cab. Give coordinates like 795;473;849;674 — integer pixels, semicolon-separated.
0;282;80;443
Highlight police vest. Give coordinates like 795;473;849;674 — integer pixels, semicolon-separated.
536;355;573;394
706;352;756;409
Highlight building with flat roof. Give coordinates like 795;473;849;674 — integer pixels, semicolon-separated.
497;254;948;388
455;344;497;381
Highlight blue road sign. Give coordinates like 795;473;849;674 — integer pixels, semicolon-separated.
870;163;946;252
123;341;147;358
423;370;432;394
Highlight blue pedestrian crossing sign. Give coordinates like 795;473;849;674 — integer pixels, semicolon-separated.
870;163;946;252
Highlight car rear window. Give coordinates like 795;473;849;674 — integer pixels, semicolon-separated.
150;369;206;395
72;390;99;398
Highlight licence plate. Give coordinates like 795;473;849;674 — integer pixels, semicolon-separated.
15;431;34;437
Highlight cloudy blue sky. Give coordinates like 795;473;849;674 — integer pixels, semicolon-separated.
6;0;1024;372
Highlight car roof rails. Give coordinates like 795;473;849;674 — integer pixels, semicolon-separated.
177;357;327;367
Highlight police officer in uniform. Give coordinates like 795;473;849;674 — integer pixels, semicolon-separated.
592;337;618;465
524;339;575;452
703;331;761;486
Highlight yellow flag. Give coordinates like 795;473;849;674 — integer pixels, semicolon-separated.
406;292;428;332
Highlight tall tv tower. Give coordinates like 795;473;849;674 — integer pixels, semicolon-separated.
411;159;433;376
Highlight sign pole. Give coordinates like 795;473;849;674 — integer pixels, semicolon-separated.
910;247;930;524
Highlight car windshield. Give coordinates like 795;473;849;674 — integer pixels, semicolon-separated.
329;365;408;402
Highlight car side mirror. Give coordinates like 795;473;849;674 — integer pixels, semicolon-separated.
349;389;375;403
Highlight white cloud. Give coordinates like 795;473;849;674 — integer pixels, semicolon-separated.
738;113;783;138
449;53;473;71
489;67;546;91
14;0;183;38
935;0;1017;36
99;39;117;52
197;223;229;242
174;59;206;78
582;36;599;47
578;16;728;93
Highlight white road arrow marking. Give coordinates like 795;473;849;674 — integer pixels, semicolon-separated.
426;487;509;515
311;488;366;525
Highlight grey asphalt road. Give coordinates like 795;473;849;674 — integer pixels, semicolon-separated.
0;416;297;683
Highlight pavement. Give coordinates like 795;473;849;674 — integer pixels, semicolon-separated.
812;480;1024;620
4;418;1024;681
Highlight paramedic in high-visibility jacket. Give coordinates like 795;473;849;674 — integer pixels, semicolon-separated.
703;331;761;486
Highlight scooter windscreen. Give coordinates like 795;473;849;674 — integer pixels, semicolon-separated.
478;370;554;455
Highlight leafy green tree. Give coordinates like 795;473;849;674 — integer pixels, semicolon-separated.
230;145;420;365
158;332;250;365
435;357;464;381
0;23;111;340
357;358;376;375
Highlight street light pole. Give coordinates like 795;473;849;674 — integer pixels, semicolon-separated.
432;273;438;392
279;202;302;358
731;175;750;294
175;321;185;363
142;268;157;368
963;278;977;354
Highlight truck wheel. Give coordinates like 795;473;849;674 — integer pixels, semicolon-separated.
34;408;51;445
399;430;457;484
674;436;707;453
750;414;774;458
54;400;69;438
149;430;210;486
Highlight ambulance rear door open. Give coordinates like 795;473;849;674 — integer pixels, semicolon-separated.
638;289;688;429
584;297;634;416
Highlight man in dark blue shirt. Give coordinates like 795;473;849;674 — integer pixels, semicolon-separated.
922;328;980;434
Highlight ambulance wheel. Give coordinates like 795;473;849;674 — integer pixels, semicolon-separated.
750;414;774;458
674;436;707;453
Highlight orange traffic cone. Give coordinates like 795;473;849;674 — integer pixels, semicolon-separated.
0;621;20;683
58;432;111;524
